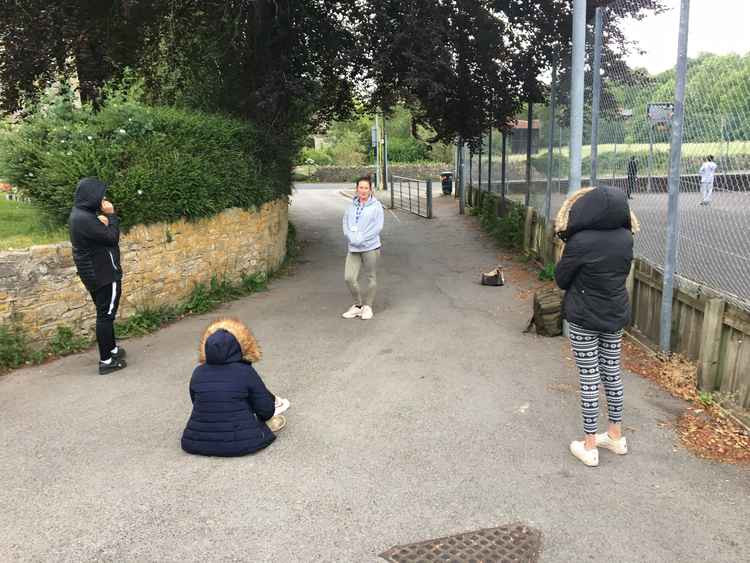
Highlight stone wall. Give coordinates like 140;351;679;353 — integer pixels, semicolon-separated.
0;200;288;342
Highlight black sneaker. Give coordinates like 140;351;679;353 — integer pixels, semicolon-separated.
99;358;127;375
112;347;127;361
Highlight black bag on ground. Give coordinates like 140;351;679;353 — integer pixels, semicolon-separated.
481;267;505;286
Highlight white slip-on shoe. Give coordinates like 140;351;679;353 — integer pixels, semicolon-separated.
361;305;373;320
274;396;291;416
595;432;628;455
342;304;363;319
570;440;599;467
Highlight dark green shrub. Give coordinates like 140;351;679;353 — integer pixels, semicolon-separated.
387;137;431;162
47;326;89;356
0;315;30;370
538;262;556;281
1;85;287;230
477;193;525;249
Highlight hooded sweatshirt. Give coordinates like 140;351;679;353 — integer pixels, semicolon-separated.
69;177;122;292
554;186;635;333
343;195;384;253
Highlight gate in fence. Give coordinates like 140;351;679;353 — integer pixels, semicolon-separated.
389;176;433;218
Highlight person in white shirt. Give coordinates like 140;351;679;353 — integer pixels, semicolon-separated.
699;155;718;205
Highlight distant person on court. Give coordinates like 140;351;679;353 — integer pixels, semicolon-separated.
342;176;384;320
181;318;290;457
69;177;127;375
699;155;718;205
626;156;637;199
555;186;639;467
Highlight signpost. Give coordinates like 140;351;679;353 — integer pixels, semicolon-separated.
647;102;674;192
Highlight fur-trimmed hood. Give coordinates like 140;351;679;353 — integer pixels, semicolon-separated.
555;186;640;241
199;318;261;364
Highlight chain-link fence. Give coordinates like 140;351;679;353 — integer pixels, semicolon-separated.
462;0;750;313
594;0;750;312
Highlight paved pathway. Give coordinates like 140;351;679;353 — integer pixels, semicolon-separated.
0;186;748;561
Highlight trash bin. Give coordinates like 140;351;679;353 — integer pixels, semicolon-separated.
441;172;453;195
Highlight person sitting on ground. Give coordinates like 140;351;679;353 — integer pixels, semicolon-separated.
342;175;384;320
555;186;639;467
181;318;290;457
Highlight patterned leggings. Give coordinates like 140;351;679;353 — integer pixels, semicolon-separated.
568;321;624;434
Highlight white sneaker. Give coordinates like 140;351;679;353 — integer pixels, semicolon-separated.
342;304;362;319
595;432;628;455
274;396;290;416
570;440;599;467
360;305;373;320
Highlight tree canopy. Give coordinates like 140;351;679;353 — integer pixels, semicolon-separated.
0;1;666;154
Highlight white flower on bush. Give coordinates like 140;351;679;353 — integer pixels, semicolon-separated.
137;189;143;195
87;135;93;141
117;128;127;135
27;172;34;177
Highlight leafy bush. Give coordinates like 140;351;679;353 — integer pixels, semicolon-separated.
47;326;89;356
298;147;334;166
538;262;556;281
387;137;431;162
0;85;287;230
0;316;91;372
478;193;525;249
0;315;30;370
328;130;367;165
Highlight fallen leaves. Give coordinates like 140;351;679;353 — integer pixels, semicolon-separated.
622;335;750;465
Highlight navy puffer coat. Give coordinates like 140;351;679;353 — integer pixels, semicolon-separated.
181;319;276;457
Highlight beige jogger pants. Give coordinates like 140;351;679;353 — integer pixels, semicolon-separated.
345;249;380;307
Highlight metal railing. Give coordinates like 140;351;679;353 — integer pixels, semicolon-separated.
390;176;433;218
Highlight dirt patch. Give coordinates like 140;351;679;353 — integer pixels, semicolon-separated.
622;337;750;465
497;253;555;301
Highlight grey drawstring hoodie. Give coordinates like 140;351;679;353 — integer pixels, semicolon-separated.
342;195;384;252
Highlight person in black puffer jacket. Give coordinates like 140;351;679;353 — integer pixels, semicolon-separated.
69;177;126;375
181;318;289;457
555;186;639;467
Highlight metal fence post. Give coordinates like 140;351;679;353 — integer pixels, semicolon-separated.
390;178;395;209
568;0;586;195
525;101;533;207
458;139;465;215
590;7;604;187
488;126;493;193
545;58;557;223
426;179;433;219
659;0;690;354
500;131;507;209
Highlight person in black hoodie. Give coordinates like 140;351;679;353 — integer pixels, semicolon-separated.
69;177;126;375
181;318;289;457
555;186;639;467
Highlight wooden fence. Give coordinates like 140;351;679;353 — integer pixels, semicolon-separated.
468;186;750;419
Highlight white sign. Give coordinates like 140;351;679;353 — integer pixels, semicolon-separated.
647;102;674;124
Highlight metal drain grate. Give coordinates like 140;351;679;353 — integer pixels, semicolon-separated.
380;523;542;563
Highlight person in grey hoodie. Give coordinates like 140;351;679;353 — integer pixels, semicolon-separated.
342;176;384;320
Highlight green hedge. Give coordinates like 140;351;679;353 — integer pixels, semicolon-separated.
0;87;289;230
387;137;431;162
477;191;525;249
